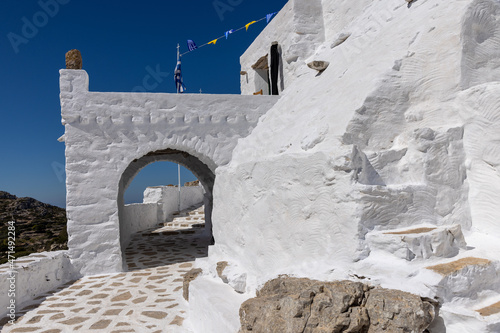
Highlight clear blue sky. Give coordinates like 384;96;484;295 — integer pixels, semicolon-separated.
0;0;286;207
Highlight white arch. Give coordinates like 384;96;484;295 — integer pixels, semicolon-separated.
60;69;279;276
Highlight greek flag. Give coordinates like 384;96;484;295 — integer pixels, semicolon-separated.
187;39;197;51
174;58;186;93
225;29;234;39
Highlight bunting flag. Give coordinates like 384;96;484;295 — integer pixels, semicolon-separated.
225;29;234;39
245;21;257;31
180;10;279;57
187;39;197;51
266;12;277;23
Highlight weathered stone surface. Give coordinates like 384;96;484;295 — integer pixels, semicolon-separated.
366;288;435;333
307;60;329;72
216;261;229;283
65;49;82;69
239;277;435;333
183;268;202;301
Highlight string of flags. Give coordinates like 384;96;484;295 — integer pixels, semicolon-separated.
175;11;278;93
181;11;277;56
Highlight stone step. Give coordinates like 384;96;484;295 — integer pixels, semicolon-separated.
477;301;500;317
425;257;500;302
427;257;491;276
437;302;500;333
366;224;467;261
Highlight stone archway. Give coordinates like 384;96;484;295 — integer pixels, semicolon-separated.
117;148;215;270
59;69;279;276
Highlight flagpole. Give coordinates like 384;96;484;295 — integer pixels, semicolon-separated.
176;43;181;213
178;163;181;212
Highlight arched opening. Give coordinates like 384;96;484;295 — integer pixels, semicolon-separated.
123;162;197;204
117;148;215;271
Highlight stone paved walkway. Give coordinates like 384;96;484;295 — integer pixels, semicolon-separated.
1;206;209;333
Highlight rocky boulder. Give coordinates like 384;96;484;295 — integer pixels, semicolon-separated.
239;276;435;333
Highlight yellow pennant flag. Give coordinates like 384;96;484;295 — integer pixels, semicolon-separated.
208;39;218;45
245;21;257;31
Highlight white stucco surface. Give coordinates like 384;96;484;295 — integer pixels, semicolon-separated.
189;275;250;333
120;185;206;249
121;203;159;248
58;0;500;331
143;185;205;222
192;0;500;331
0;251;77;320
60;69;279;276
240;0;325;96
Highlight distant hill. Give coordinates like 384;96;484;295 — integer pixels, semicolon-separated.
0;191;67;265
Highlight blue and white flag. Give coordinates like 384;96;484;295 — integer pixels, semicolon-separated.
225;29;234;39
187;39;197;51
174;58;186;93
266;12;277;23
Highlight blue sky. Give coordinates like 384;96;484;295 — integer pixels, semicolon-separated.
0;0;286;207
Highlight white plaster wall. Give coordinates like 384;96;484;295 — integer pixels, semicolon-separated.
180;186;205;210
121;203;159;248
60;69;279;276
189;276;250;333
144;185;205;222
190;1;500;330
120;186;205;251
458;83;500;238
321;0;373;42
211;0;500;291
0;251;77;319
240;0;325;95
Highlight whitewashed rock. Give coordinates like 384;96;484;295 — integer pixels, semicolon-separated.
198;0;500;331
366;225;467;260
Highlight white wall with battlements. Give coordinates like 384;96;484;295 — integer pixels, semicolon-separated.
60;69;279;276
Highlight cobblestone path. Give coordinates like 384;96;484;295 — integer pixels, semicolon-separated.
1;206;209;333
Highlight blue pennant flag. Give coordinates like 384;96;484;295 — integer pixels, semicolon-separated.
174;58;186;93
187;39;197;52
266;12;277;24
225;29;234;39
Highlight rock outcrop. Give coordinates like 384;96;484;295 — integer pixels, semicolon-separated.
239;277;435;333
0;191;67;264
